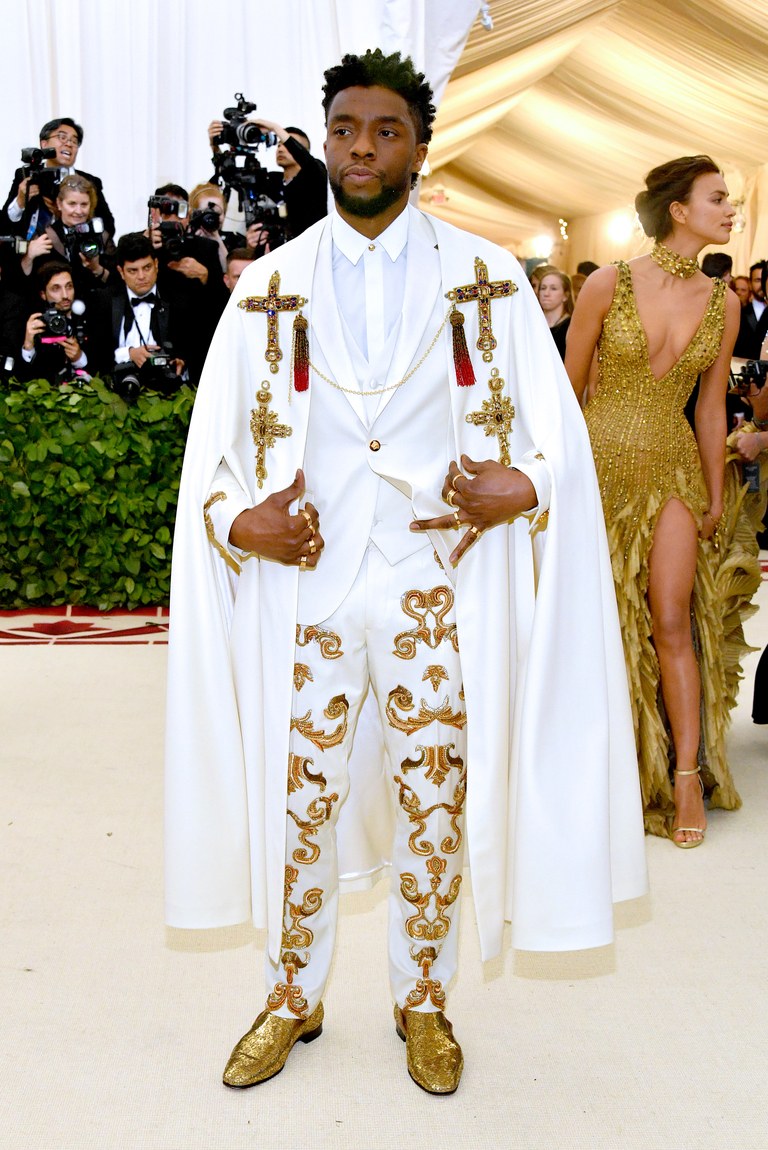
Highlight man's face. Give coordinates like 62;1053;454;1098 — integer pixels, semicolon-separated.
224;258;252;292
41;127;80;168
276;132;308;170
41;271;74;312
733;276;751;305
119;256;159;296
324;85;427;226
750;266;765;301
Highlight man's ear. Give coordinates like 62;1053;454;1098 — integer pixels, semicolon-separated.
117;266;126;283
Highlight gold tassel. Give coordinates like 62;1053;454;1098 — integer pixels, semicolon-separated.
450;306;475;386
292;312;309;392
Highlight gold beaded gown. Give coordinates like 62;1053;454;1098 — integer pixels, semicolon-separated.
585;261;757;838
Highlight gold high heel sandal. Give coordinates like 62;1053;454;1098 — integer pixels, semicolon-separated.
671;767;706;849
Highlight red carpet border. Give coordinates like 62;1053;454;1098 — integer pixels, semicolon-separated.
0;558;764;644
0;606;169;644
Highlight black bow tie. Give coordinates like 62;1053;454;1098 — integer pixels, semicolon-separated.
131;293;157;306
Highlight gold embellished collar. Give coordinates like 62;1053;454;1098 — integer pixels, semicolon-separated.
650;241;699;279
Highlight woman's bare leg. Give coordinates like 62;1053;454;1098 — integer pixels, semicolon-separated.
647;499;706;844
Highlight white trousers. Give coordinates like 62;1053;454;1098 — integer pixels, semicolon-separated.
264;542;467;1017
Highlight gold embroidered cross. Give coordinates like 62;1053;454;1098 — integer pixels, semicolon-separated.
238;271;308;374
446;257;517;362
465;369;515;466
250;383;292;488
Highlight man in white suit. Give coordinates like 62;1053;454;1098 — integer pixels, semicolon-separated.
165;49;647;1096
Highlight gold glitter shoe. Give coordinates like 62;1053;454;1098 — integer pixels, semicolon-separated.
394;1005;464;1095
222;1003;324;1088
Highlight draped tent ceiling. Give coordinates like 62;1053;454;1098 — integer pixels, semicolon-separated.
421;0;768;272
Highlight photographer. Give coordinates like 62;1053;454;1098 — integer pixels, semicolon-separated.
245;119;328;240
18;175;112;299
2;118;115;247
91;232;206;392
187;183;240;272
18;260;93;383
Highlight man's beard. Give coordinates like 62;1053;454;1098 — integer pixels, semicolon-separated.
329;173;407;219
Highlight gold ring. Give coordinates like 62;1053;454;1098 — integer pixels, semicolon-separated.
300;509;314;534
469;525;481;537
451;474;462;492
446;489;457;507
308;539;317;554
453;510;461;529
300;555;308;570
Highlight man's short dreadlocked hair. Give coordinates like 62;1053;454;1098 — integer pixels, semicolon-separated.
322;49;435;144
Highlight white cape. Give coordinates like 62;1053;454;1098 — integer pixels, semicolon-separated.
165;210;648;961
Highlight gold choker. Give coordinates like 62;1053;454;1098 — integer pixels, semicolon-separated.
650;242;699;279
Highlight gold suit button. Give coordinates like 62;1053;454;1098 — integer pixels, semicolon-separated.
369;439;381;451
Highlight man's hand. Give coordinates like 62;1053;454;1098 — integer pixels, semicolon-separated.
128;344;160;369
167;256;208;284
61;336;83;363
229;469;324;567
23;313;44;351
172;357;185;377
16;176;33;209
734;431;764;463
246;223;270;253
411;454;538;564
208;120;224;149
748;382;768;425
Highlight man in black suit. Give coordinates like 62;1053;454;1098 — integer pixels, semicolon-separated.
734;259;767;359
96;232;205;387
18;260;95;383
1;118;116;246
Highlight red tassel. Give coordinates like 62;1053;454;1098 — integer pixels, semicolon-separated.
292;312;309;392
450;307;475;386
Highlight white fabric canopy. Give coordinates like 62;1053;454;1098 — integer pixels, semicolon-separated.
420;0;768;271
0;0;478;246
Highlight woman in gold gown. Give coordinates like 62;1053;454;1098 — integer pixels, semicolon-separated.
566;156;742;847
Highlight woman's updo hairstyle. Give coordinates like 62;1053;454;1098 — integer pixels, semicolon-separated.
635;155;720;240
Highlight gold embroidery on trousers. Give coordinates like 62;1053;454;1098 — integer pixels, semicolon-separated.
401;743;463;788
393;769;467;856
296;624;344;659
267;865;321;1018
393;587;459;659
293;663;313;691
386;686;467;735
289;794;339;865
287;752;327;794
291;693;349;750
203;491;242;575
404;947;447;1011
423;665;449;692
465;369;515;466
401;856;462;942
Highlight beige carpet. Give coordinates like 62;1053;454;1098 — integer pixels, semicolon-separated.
1;576;766;1150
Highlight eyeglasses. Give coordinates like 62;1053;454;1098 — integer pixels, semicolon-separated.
46;132;80;146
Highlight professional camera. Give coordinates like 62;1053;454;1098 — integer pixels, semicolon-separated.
38;299;86;344
212;93;278;149
148;195;188;220
147;197;189;260
20;146;65;201
730;360;768;394
188;207;220;235
0;235;29;254
64;218;105;261
111;343;180;401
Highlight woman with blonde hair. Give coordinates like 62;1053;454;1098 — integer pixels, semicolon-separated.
536;265;574;359
566;155;746;848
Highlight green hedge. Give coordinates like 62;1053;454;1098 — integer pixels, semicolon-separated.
0;376;194;609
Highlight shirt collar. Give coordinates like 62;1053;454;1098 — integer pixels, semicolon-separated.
331;205;409;266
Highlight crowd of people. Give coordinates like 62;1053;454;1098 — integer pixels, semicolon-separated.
0;112;329;391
